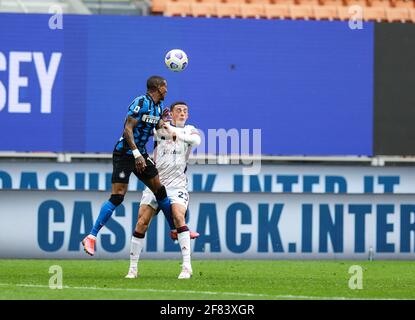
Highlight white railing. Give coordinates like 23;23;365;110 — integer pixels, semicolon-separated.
1;151;415;166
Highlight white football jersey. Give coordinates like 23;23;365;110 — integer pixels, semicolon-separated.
153;123;199;189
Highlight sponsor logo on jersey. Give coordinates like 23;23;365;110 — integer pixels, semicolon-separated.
142;114;160;124
162;149;183;156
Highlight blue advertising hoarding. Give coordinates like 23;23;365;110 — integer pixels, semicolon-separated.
0;14;374;155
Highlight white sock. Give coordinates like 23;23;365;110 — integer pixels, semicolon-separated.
178;230;191;270
129;236;145;270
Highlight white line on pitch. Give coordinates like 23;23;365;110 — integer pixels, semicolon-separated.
0;283;401;300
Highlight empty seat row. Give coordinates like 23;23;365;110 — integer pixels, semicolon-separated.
160;2;415;22
153;0;415;10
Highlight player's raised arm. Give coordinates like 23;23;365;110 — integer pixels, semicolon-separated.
176;126;201;147
124;115;146;173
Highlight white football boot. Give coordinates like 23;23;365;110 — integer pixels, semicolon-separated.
178;265;192;279
125;268;138;279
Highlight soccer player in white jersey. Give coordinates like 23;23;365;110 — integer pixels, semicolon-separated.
126;101;201;279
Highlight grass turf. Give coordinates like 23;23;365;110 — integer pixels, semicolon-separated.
0;259;414;300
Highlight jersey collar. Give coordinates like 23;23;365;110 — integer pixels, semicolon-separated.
146;93;158;105
170;122;185;128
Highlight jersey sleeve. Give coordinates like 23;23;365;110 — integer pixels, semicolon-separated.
178;125;201;147
187;125;200;135
127;96;147;119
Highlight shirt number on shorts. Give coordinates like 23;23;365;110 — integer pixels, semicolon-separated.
178;191;189;202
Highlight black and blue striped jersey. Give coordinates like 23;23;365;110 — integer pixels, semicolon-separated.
114;94;163;156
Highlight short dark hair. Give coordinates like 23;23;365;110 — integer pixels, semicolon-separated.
147;76;166;91
170;101;188;111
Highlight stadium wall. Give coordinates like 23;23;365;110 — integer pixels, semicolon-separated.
1;162;415;259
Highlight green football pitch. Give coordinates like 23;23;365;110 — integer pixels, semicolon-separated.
0;259;414;300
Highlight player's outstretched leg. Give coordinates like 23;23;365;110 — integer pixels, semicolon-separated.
82;193;124;256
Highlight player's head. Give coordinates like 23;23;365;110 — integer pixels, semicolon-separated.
147;76;167;102
170;102;189;127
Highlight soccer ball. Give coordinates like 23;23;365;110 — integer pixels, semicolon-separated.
165;49;188;72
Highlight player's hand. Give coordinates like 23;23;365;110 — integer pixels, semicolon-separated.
162;108;172;122
135;155;146;173
162;122;177;141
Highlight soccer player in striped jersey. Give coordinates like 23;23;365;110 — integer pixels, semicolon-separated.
82;76;181;256
126;101;201;279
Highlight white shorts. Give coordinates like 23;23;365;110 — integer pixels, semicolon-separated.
140;186;189;211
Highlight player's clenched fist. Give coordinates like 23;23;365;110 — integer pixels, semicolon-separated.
135;155;147;173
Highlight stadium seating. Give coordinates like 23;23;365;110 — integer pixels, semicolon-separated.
336;4;353;19
364;6;387;21
246;0;275;4
240;3;266;17
290;4;313;19
156;0;415;22
216;3;242;17
313;5;338;20
367;0;390;7
386;6;411;21
152;0;167;12
191;2;218;16
264;4;290;18
391;0;414;7
1;0;413;20
225;0;249;4
164;1;192;16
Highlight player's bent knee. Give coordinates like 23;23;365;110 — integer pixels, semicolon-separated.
109;194;124;206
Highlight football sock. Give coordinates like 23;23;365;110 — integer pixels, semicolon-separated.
90;195;123;237
158;198;175;230
155;186;175;230
177;226;191;268
129;233;145;271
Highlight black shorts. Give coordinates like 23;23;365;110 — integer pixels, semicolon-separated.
111;151;158;184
